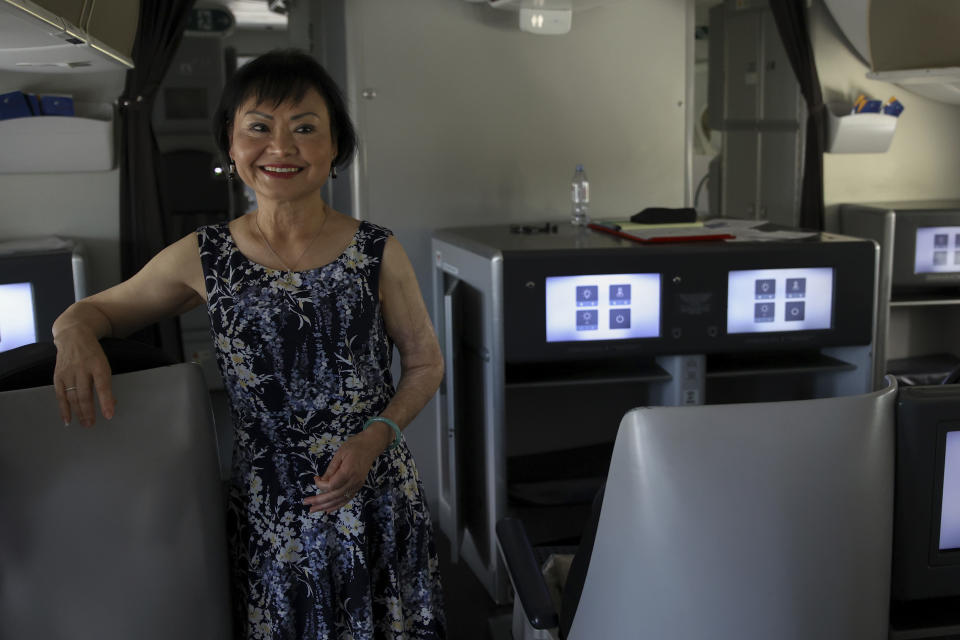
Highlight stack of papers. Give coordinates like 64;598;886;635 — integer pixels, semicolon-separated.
589;218;818;243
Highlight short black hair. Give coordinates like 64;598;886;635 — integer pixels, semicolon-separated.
212;49;357;170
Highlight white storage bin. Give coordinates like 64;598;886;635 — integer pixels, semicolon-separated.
826;103;898;154
0;102;114;173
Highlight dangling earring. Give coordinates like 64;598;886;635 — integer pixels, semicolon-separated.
330;165;338;179
227;161;236;180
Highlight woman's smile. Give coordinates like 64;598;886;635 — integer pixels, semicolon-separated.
259;164;305;179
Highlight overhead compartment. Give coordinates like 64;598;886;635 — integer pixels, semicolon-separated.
0;0;139;173
822;0;960;105
0;0;137;72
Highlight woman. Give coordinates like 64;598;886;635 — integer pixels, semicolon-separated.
52;49;446;639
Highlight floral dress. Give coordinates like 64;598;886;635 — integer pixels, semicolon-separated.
197;221;445;639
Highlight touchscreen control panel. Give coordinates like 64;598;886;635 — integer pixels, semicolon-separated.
545;273;660;342
915;227;960;274
498;235;874;362
727;268;834;334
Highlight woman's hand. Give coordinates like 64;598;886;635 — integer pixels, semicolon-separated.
49;232;207;427
303;424;393;514
52;324;115;427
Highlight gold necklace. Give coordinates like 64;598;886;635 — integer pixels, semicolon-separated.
254;209;329;271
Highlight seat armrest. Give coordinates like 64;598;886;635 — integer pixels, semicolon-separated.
495;517;559;630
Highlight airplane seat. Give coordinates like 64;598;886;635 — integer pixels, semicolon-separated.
0;339;232;640
0;337;176;392
497;378;897;640
497;482;605;640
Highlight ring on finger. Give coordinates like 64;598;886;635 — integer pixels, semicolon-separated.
64;386;79;392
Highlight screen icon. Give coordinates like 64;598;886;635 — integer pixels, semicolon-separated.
785;301;805;322
785;278;806;298
935;234;949;248
755;279;776;299
609;284;631;306
576;310;598;331
576;285;598;307
934;251;948;266
754;302;775;323
609;308;631;329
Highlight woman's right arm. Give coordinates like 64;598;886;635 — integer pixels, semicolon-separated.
52;232;206;427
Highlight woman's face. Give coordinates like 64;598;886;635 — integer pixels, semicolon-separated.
229;88;337;205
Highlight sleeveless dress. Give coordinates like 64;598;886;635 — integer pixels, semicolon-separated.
197;221;446;640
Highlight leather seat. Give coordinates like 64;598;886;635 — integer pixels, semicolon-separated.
0;340;232;639
498;378;898;640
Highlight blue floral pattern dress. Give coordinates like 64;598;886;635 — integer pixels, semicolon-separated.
197;221;445;639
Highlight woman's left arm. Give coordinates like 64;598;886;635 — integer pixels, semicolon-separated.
369;236;445;433
306;236;443;513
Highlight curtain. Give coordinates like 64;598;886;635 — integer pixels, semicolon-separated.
769;0;826;231
118;0;195;360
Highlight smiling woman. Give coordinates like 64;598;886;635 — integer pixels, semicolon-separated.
228;95;337;217
51;49;446;639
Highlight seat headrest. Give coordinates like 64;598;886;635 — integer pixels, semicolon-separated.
0;338;177;392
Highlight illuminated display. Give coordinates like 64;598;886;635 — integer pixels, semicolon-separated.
915;226;960;274
727;268;834;334
0;282;37;353
940;430;960;551
545;273;660;342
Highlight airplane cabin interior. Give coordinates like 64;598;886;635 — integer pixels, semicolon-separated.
1;0;960;638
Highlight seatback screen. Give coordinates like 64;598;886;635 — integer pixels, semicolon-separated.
545;273;660;342
0;282;37;353
727;267;834;334
915;227;960;274
940;430;960;551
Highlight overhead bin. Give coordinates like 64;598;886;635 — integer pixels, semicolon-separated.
823;0;960;105
0;0;137;72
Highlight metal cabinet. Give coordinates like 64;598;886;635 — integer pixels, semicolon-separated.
708;0;805;226
838;202;960;388
432;223;878;602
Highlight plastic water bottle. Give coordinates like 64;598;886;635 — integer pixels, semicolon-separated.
571;164;590;226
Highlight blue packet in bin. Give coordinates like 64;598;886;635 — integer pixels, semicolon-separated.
26;93;40;115
883;97;904;117
0;91;33;120
39;95;74;116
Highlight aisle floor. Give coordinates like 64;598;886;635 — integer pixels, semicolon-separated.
436;531;512;640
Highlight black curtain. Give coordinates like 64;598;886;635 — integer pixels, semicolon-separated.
769;0;826;231
118;0;195;360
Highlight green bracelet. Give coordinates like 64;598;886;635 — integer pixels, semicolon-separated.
363;416;402;450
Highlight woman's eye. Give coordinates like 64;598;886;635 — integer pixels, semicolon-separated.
295;125;315;134
249;122;268;133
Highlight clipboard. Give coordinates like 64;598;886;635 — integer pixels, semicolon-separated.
588;222;734;244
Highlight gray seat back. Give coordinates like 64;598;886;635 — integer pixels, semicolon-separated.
569;378;897;640
0;363;232;640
